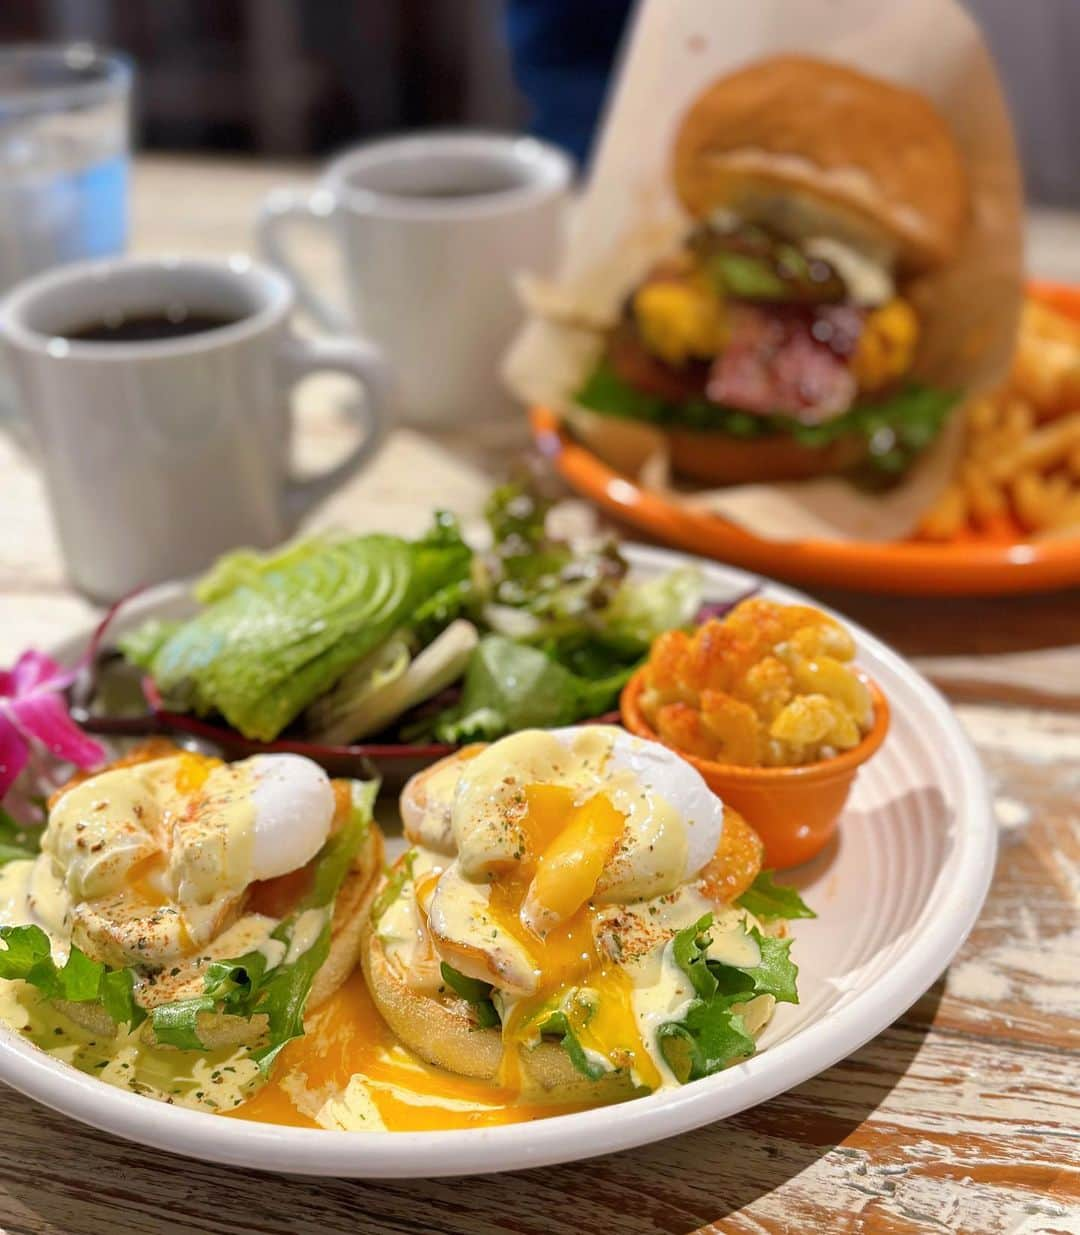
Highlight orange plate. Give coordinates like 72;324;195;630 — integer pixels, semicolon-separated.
531;282;1080;597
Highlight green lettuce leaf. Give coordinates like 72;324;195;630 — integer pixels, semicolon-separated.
439;963;499;1029
192;538;330;605
736;871;816;923
708;251;790;300
0;807;42;867
411;576;475;647
122;516;471;741
0;924;146;1029
428;636;630;744
602;566;702;647
304;779;377;910
372;850;416;922
115;618;181;671
575;360;956;477
657;913;799;1082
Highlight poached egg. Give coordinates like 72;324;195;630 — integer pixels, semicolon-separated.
382;725;761;1093
1;749;335;967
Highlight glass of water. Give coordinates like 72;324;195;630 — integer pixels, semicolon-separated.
0;44;132;296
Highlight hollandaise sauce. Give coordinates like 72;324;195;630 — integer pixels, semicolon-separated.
0;956;263;1110
227;969;591;1131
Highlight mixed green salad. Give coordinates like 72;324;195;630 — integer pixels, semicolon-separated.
120;483;703;748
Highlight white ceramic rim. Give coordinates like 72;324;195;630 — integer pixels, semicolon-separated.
323;131;574;221
0;547;995;1177
0;254;294;361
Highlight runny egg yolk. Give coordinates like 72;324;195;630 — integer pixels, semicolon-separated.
482;784;663;1094
228;970;591;1131
520;783;626;932
124;753;220;904
171;751;221;797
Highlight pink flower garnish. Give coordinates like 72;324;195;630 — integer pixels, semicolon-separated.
0;649;106;797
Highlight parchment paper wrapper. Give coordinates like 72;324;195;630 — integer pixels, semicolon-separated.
504;0;1023;542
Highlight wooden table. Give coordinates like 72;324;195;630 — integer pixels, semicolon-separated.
0;156;1077;1235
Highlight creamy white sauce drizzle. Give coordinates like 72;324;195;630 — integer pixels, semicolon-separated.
0;857;70;960
804;237;894;306
0;977;261;1112
285;908;328;966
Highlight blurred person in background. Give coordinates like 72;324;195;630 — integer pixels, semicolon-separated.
503;0;628;166
0;0;1076;204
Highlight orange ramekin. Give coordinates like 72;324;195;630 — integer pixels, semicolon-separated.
620;671;891;869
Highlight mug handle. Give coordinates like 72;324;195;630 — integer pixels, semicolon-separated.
257;186;350;333
277;333;392;521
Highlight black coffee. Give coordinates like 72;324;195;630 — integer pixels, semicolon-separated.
64;311;240;343
388;181;521;198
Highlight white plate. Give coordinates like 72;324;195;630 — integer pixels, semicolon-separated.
0;546;994;1177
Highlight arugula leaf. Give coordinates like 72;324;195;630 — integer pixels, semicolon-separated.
657;1004;757;1080
0;807;42;867
736;871;816;923
749;931;801;1005
439;963;499;1029
575;360;956;477
98;967;147;1028
0;925;146;1029
670;914;720;1000
537;1007;608;1081
148;991;219;1050
657;913;800;1082
0;922;50;976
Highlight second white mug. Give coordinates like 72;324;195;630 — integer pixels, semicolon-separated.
257;131;572;428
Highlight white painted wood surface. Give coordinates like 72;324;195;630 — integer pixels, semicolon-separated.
0;157;1077;1234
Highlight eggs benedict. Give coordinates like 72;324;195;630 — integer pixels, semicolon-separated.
0;740;383;1065
364;726;805;1105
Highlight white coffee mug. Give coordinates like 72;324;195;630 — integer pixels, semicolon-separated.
0;254;389;600
257;131;572;427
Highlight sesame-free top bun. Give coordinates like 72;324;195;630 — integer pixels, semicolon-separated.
672;56;969;272
360;917;638;1105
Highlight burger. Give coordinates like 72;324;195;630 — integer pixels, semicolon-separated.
573;56;970;485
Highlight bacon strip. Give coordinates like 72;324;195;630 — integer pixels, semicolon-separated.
707;304;865;425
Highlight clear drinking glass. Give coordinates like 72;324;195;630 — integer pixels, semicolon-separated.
0;44;132;295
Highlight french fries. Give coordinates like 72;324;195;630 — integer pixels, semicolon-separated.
918;297;1080;541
